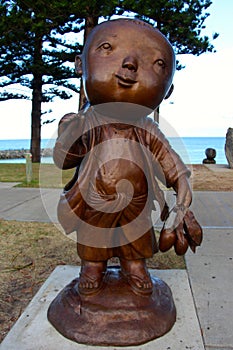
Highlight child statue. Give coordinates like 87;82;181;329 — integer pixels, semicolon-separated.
53;18;202;297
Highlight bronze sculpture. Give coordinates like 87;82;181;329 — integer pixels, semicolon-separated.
48;18;202;346
203;148;216;164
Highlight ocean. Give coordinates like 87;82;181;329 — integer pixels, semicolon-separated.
0;137;228;164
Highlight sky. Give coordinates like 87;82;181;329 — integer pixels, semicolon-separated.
0;0;233;139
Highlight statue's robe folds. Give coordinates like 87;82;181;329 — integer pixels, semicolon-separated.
53;107;190;261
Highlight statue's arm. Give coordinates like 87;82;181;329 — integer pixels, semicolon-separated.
147;120;202;254
148;121;191;189
53;113;89;170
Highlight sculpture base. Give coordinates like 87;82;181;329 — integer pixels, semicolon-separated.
203;159;216;164
48;267;176;346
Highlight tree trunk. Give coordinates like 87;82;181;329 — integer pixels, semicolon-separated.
30;37;43;163
78;15;99;110
30;73;42;162
154;107;159;123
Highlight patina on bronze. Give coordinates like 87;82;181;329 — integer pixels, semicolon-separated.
48;18;203;346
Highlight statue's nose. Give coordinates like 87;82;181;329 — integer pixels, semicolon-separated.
122;56;138;72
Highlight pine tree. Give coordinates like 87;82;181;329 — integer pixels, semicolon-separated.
122;0;218;56
0;0;217;161
1;0;83;161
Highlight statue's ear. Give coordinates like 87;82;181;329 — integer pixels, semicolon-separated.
164;84;174;100
75;55;83;77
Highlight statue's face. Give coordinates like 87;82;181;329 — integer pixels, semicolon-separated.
81;20;175;110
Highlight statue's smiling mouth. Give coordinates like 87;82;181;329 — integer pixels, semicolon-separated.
115;74;137;87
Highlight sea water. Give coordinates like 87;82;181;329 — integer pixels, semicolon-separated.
0;137;228;164
169;137;227;164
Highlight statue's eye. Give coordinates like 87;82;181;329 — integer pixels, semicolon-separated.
154;59;166;69
99;42;112;51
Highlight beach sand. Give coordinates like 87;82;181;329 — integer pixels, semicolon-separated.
191;164;233;191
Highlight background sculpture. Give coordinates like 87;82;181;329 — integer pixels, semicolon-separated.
48;18;203;346
203;148;216;164
225;127;233;168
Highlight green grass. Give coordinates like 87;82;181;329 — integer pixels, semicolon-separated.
0;163;74;188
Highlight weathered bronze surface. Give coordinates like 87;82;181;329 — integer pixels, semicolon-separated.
48;18;203;346
48;267;176;346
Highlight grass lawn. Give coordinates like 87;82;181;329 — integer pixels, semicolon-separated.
0;163;74;188
1;163;233;191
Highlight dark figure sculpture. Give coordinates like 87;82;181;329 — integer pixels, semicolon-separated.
48;19;202;346
203;148;216;164
225;127;233;168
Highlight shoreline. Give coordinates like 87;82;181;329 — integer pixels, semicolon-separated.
0;149;230;168
0;149;53;160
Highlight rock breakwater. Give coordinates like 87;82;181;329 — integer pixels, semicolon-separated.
0;149;53;159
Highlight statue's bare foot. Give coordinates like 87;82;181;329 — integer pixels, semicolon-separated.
78;260;107;295
120;258;153;296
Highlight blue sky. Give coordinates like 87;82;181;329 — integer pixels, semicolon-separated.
160;0;233;137
0;1;233;139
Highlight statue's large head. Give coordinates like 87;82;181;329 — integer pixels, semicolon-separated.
76;18;176;111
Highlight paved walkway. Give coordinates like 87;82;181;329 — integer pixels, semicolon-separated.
186;228;233;350
1;183;233;228
0;182;233;349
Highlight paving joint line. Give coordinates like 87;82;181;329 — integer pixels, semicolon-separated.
0;194;42;213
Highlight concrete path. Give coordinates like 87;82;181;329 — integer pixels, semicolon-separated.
0;182;233;349
1;183;233;228
0;184;60;223
185;228;233;350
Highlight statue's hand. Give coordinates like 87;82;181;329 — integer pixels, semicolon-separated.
159;208;202;255
183;209;203;252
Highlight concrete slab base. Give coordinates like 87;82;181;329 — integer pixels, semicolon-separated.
186;228;233;350
1;266;205;350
